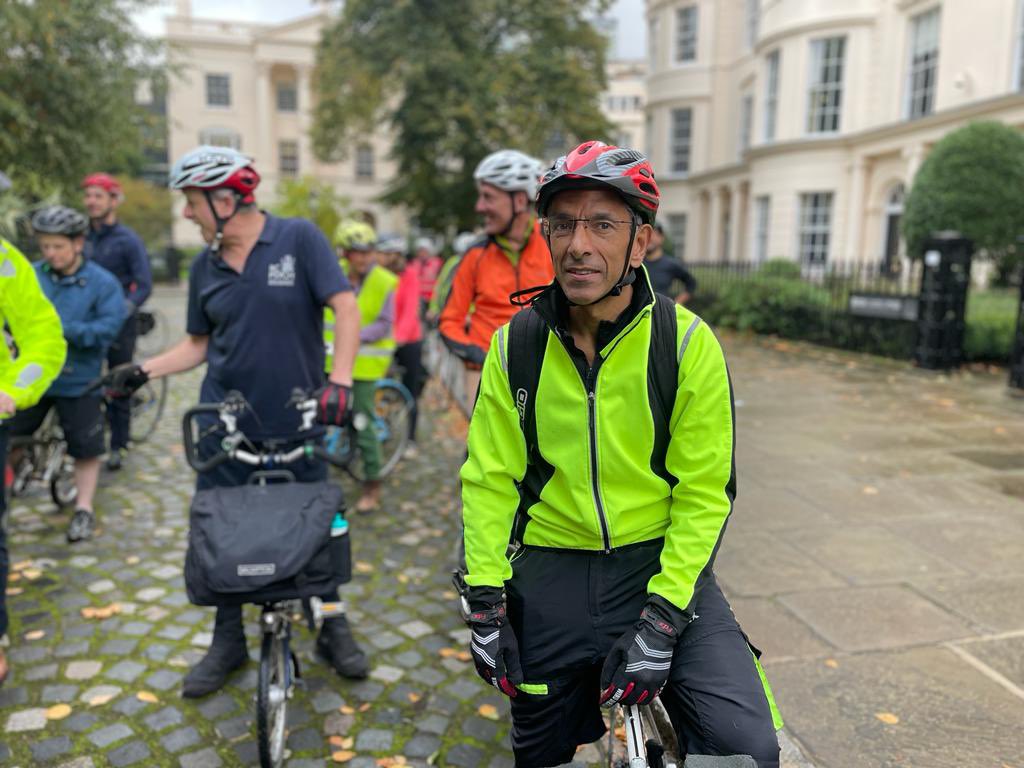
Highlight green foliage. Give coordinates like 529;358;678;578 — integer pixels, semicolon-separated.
117;177;173;252
0;0;164;201
312;0;614;232
758;259;802;279
964;289;1019;362
272;176;351;242
903;122;1024;269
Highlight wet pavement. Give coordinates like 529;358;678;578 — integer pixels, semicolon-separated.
1;285;1022;767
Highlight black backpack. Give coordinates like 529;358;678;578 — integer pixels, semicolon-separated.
506;295;682;484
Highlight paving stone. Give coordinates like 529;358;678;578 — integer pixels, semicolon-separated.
322;710;355;736
41;683;79;703
87;722;134;748
136;587;167;601
446;743;485;767
31;735;73;762
63;711;99;732
369;630;404;650
145;667;183;691
311;689;345;713
107;739;151;767
398;619;434;639
162;725;201;753
69;555;98;568
80;684;121;703
287;727;323;751
99;637;139;655
120;620;154;636
144;705;184;732
179;747;223;768
355;728;394;751
65;660;102;680
55;640;90;658
24;662;59;681
392;650;424;668
56;758;95;768
156;624;190;640
197;692;238;719
417;714;449;735
448;677;483;700
416;667;446;687
405;733;442;758
143;643;173;661
5;708;47;732
214;715;249;740
370;664;405;683
464;715;499;742
191;631;213;647
141;605;170;621
152;564;180;579
0;685;28;707
113;694;151;716
87;579;116;594
105;660;147;683
8;645;47;663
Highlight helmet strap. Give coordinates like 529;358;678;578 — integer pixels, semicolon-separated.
204;189;243;254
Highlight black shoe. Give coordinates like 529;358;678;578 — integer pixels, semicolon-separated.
316;615;369;679
106;449;125;472
66;509;95;543
181;637;248;698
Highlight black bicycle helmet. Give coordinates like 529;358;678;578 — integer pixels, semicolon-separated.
31;206;89;237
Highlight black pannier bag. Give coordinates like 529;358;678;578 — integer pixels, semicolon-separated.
184;481;351;606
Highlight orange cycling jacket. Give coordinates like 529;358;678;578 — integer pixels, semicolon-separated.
439;222;554;365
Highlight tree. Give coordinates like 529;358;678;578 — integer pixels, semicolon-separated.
272;176;352;242
903;121;1024;282
117;177;174;252
0;0;164;201
312;0;614;233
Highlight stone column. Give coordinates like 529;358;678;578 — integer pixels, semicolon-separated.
904;144;925;185
254;62;272;170
728;183;743;262
707;188;722;264
845;157;867;262
297;64;314;177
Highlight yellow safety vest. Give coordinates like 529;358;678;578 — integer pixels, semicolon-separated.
325;264;398;380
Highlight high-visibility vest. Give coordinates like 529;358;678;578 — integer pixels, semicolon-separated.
325;264;398;380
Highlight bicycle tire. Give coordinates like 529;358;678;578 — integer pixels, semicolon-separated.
257;631;288;768
347;380;413;481
643;698;681;768
129;376;168;443
49;468;77;508
135;309;170;358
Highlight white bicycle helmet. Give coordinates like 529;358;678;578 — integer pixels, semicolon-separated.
168;145;260;203
473;150;543;200
452;231;480;256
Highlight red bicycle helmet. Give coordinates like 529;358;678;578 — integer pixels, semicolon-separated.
537;141;659;224
81;172;123;198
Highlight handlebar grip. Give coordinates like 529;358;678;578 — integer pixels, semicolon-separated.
311;444;349;471
181;405;230;473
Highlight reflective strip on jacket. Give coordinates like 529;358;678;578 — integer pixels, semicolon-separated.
460;280;737;616
0;239;67;413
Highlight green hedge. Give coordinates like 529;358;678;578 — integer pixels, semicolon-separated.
965;289;1018;362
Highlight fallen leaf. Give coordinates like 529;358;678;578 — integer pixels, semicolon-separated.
994;426;1007;435
454;650;471;662
861;486;879;496
45;704;72;720
22;568;41;580
614;725;626;742
354;561;374;574
24;629;45;641
88;693;116;706
340;705;356;715
875;712;899;725
329;735;355;748
407;692;422;703
396;574;409;584
824;659;839;669
5;587;23;597
438;648;457;659
137;691;159;704
376;757;407;767
478;704;499;720
331;750;356;763
358;702;372;712
937;398;956;408
12;560;33;571
8;572;21;583
126;556;141;565
441;590;457;600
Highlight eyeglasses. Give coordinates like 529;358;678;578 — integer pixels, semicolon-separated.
542;217;636;240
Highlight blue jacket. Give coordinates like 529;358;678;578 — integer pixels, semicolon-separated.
34;260;125;397
85;221;152;309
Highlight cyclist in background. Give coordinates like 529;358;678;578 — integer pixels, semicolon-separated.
459;141;781;767
106;146;367;696
439;150;553;404
378;236;426;458
644;223;697;305
8;207;124;543
414;237;443;316
426;231;479;326
0;215;67;685
81;173;152;471
330;220;397;512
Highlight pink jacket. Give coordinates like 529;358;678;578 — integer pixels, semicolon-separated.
394;264;423;344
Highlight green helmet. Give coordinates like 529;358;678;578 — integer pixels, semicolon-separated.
333;219;377;250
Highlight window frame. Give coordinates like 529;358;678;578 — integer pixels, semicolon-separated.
205;73;231;108
674;5;699;64
797;191;834;265
355;144;375;181
667;213;688;261
198;127;241;150
276;81;298;113
669;107;693;177
739;93;754;157
905;7;941;119
278;139;300;177
805;36;846;135
753;195;770;263
763;50;780;142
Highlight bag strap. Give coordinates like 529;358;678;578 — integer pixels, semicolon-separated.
505;307;548;464
648;294;681;485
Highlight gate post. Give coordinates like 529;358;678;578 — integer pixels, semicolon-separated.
1010;275;1024;389
915;231;973;370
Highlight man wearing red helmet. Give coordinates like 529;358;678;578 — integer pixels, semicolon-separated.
458;142;782;766
82;172;153;471
106;146;366;698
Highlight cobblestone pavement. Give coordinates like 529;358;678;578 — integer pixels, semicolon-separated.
3;285;1022;767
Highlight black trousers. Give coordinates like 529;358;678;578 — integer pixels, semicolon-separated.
106;314;137;450
394;341;426;441
506;541;780;768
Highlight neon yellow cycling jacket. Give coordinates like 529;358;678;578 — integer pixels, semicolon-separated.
461;278;736;616
0;239;66;414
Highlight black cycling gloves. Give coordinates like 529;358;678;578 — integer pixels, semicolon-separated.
600;594;687;708
314;382;353;427
466;585;523;698
104;363;149;399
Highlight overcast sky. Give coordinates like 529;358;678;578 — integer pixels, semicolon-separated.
134;0;646;59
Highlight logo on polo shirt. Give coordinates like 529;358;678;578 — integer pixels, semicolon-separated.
268;254;296;287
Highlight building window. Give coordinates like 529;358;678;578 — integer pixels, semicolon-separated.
806;37;845;134
798;192;833;264
649;16;659;69
739;94;753;156
675;6;698;63
355;144;374;180
277;82;298;112
764;50;780;141
906;8;940;119
753;195;770;262
670;107;692;175
667;214;688;261
198;128;241;150
746;0;759;50
279;140;299;177
205;74;231;107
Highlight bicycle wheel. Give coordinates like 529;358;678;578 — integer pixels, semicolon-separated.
642;699;681;768
129;376;168;443
50;467;77;508
135;309;170;358
257;630;288;768
371;380;413;478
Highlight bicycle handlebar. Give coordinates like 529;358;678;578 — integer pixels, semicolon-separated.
181;389;349;474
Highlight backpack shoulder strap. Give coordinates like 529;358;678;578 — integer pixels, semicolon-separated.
504;307;548;461
648;294;682;485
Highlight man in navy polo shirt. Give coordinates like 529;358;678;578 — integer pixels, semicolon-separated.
82;173;153;471
109;146;364;698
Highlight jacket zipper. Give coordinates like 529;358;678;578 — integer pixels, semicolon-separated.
585;367;612;553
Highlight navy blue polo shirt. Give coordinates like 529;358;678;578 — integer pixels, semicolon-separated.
186;213;351;440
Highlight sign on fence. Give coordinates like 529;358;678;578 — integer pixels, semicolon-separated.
848;293;919;321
